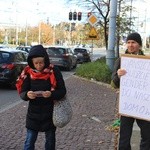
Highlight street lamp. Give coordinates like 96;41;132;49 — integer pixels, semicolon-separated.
129;0;133;33
25;18;28;46
36;2;45;45
38;21;41;44
53;25;55;45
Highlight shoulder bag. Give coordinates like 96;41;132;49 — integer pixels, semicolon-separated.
53;96;73;128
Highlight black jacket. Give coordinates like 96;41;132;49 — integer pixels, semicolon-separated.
111;49;144;88
20;45;66;131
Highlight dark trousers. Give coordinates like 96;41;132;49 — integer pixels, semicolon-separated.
118;116;150;150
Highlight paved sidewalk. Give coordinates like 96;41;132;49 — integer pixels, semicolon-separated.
0;75;140;150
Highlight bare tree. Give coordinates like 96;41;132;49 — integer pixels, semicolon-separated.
67;0;110;49
66;0;136;50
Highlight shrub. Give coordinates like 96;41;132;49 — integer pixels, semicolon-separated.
75;57;112;84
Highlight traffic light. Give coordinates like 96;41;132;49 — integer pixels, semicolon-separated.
87;12;91;18
69;12;72;20
73;12;77;20
78;12;82;21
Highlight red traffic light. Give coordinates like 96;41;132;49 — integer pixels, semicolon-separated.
69;12;72;20
78;12;82;21
87;12;91;18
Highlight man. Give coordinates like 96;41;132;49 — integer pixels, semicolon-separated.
111;32;150;150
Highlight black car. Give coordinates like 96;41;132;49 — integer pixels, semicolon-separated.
73;48;91;63
0;48;27;88
45;46;77;71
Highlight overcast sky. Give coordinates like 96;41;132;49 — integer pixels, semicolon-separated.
132;0;150;36
0;0;82;26
0;0;150;35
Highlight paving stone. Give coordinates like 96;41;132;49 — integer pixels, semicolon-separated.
0;76;117;150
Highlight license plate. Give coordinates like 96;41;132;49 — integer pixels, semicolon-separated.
50;58;60;61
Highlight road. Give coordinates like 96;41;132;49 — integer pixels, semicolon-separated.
0;69;76;113
0;48;106;112
91;47;106;61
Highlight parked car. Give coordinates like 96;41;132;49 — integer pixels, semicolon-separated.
16;46;31;53
45;46;77;71
73;48;91;63
0;44;9;49
0;48;27;88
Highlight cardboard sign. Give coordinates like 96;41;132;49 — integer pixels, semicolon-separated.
119;54;150;121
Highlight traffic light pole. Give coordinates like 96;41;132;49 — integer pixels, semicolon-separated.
68;11;82;46
69;22;72;46
91;39;93;53
91;39;94;61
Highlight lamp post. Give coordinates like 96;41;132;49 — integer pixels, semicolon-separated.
38;21;41;44
115;0;122;58
106;0;117;71
129;0;133;33
15;25;18;46
36;6;46;44
25;18;28;46
53;25;55;45
36;2;41;44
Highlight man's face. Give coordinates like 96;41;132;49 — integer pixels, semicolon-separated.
126;40;141;54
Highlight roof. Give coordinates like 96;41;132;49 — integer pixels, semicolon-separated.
44;45;70;49
0;48;27;53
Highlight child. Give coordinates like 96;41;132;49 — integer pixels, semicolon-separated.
16;45;66;150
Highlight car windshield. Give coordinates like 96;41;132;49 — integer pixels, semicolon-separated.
0;52;10;63
47;48;65;55
74;49;87;53
16;46;31;52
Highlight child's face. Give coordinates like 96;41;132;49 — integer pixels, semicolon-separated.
32;57;45;71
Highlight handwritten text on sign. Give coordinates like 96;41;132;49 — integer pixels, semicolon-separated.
119;55;150;121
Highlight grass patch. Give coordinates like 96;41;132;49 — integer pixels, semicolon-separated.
75;57;112;84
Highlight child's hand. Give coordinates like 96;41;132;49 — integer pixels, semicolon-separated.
117;69;127;78
27;91;36;99
42;91;51;98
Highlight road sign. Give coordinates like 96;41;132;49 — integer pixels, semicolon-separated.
87;13;98;26
87;27;99;40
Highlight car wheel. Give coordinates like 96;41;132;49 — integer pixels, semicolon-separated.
10;80;17;90
66;64;72;71
10;75;18;89
66;66;71;71
73;62;77;68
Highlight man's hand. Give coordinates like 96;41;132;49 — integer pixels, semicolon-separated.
117;69;127;78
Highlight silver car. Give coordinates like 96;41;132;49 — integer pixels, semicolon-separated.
45;46;77;71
